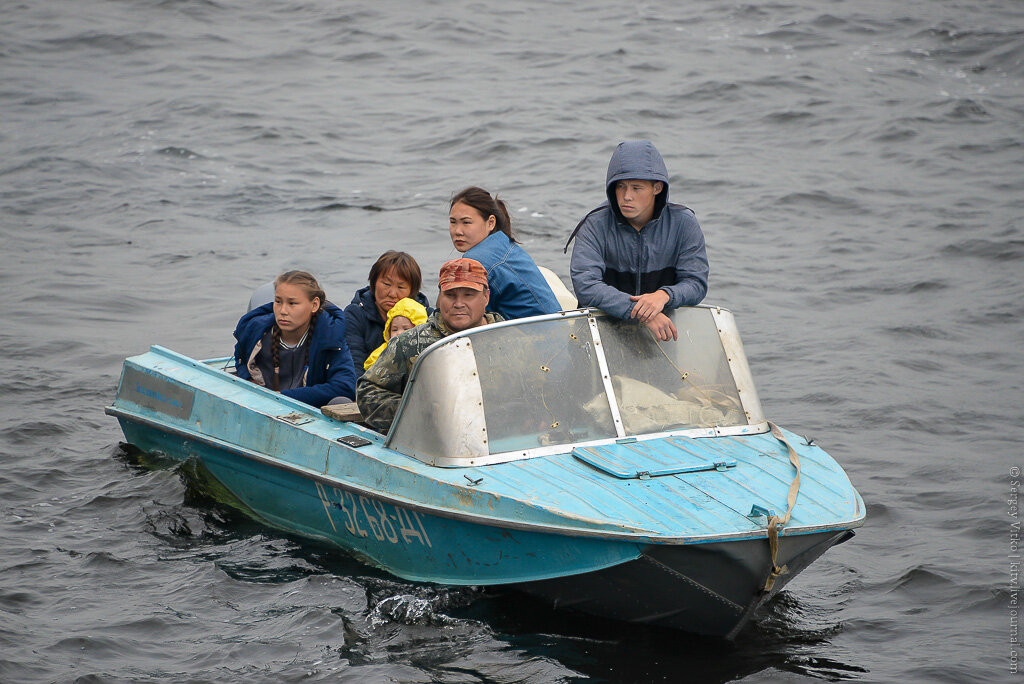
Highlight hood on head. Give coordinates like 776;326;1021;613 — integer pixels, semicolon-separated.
384;298;429;338
605;140;670;223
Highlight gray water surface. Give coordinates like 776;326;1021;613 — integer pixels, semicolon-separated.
1;1;1021;681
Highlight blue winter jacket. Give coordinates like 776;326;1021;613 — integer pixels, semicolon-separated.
464;231;561;320
568;140;709;319
233;302;356;407
343;286;432;374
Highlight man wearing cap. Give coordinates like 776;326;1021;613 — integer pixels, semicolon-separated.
356;258;502;433
565;140;709;342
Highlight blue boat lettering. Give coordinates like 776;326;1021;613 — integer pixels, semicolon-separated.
314;482;431;547
136;382;183;408
120;366;194;419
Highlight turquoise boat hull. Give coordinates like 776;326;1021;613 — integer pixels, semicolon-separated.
119;416;644;585
108;343;865;637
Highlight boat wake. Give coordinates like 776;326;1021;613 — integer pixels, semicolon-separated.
363;580;481;628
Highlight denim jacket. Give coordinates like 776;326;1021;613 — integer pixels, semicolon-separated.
464;231;560;320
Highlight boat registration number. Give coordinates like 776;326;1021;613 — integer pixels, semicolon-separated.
314;482;432;548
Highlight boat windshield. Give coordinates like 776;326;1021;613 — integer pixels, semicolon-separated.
387;306;764;466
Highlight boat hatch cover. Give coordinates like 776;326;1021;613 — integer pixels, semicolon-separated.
572;437;737;479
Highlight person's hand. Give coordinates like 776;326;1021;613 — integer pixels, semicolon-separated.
629;290;670;323
644;313;678;342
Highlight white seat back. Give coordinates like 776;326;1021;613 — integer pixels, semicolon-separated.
537;266;577;310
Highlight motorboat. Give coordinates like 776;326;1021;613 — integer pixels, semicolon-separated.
107;305;864;638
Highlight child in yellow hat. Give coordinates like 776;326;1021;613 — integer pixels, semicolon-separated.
363;297;429;370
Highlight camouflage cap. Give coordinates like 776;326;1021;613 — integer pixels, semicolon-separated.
438;258;488;292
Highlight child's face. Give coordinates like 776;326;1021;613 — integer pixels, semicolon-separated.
274;282;320;335
389;316;414;337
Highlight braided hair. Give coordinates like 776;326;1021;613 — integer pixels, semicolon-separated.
270;270;326;392
270;323;282;391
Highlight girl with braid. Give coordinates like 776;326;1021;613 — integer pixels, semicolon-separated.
233;270;357;407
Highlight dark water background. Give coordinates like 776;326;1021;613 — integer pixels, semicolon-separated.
2;0;1021;681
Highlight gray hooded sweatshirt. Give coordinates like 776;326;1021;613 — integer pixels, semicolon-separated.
568;140;708;319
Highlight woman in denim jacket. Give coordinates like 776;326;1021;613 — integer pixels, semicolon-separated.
448;186;560;320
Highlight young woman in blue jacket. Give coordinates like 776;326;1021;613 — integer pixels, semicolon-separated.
448;186;560;320
233;270;356;407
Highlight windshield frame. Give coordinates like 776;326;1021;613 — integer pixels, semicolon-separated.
384;306;768;467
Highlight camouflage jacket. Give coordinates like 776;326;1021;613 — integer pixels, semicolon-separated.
356;311;504;433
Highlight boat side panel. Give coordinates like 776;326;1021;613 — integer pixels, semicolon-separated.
113;352;645;536
119;418;643;586
112;349;864;542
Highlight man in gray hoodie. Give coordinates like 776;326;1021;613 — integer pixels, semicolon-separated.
566;140;708;341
